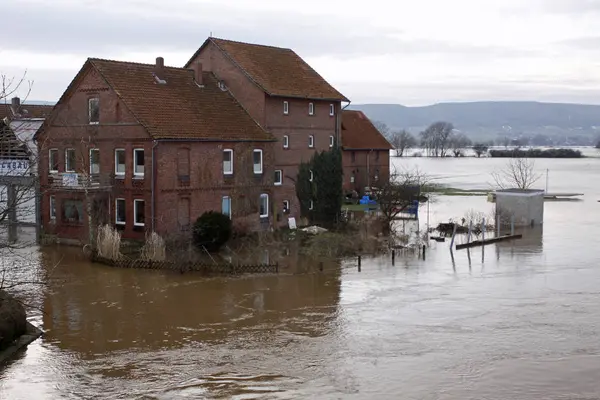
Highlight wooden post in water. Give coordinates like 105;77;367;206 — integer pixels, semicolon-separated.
392;250;395;265
319;262;323;272
481;218;486;242
449;224;458;249
422;245;426;260
467;220;473;244
358;255;362;272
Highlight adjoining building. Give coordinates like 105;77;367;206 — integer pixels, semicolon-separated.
0;98;53;231
340;110;393;195
186;38;349;226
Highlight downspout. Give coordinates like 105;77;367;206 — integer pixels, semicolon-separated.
151;140;158;232
367;149;372;190
338;100;351;145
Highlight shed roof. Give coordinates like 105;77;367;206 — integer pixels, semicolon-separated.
341;110;393;150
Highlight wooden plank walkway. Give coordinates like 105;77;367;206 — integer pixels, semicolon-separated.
456;234;523;250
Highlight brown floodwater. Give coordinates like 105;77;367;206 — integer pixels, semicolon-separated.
2;155;600;399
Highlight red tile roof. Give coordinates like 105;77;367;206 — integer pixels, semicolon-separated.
187;38;348;101
88;58;273;141
0;103;53;120
341;110;393;150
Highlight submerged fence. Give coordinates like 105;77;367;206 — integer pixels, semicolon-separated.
91;253;279;275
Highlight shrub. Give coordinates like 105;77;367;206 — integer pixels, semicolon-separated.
96;224;122;260
140;232;166;261
192;211;232;252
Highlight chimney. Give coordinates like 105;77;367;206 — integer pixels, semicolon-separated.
192;62;203;86
11;97;20;110
154;57;165;80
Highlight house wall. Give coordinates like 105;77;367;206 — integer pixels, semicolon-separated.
342;149;390;193
495;191;545;227
192;41;267;126
154;140;276;236
266;97;341;224
38;66;151;242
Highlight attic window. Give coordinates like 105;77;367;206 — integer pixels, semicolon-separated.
283;101;289;115
330;104;335;116
308;102;314;116
154;73;167;84
88;98;99;124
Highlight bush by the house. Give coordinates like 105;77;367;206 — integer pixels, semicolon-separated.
192;211;233;252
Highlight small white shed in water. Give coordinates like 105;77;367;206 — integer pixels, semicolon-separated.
495;189;544;227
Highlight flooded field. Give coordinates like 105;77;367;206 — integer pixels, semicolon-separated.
2;155;600;399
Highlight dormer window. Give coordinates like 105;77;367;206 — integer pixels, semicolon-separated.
308;102;314;116
283;101;289;115
88;98;99;124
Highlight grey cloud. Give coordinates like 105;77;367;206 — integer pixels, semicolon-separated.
3;0;528;61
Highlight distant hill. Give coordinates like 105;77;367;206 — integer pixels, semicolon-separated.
350;101;600;146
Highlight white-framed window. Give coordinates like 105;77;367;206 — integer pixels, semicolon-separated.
222;196;232;218
329;135;334;148
89;98;100;124
133;148;144;177
283;101;289;115
309;170;314;182
283;135;289;149
65;148;76;172
223;149;233;175
134;199;145;226
49;196;56;219
309;200;314;210
253;149;263;174
259;193;269;218
329;104;335;116
308;102;314;115
283;200;290;213
115;149;125;176
308;135;314;148
274;169;282;186
350;173;355;183
49;149;59;173
89;148;100;175
115;198;126;225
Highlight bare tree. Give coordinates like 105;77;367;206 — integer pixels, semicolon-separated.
375;168;427;233
390;130;416;157
450;133;472;157
472;143;489;157
372;120;391;139
491;158;541;190
420;121;454;157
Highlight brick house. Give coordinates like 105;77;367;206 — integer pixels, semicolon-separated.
185;38;349;225
36;57;276;244
341;110;393;194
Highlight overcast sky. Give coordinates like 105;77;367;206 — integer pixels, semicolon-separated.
2;0;600;106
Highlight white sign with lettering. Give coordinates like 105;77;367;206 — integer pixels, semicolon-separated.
0;160;30;176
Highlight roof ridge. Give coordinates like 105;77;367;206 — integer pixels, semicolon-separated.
210;37;293;52
89;57;190;71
